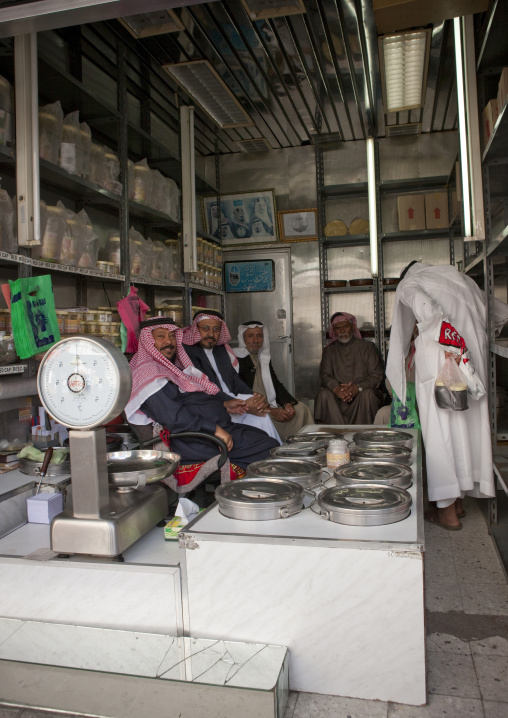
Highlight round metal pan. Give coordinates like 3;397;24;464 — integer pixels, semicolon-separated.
349;444;412;465
383;277;400;286
286;432;342;445
352;430;414;449
107;450;180;488
216;478;305;520
246;458;323;488
19;457;71;477
313;483;412;526
349;278;373;287
334;461;413;489
270;443;327;466
324;279;347;288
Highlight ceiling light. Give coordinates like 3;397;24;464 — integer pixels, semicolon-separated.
119;10;184;39
379;29;431;113
240;0;305;21
366;137;378;278
162;60;253;129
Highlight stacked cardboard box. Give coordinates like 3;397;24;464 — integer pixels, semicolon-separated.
397;193;449;231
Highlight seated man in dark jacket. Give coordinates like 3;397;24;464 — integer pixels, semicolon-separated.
234;321;313;441
125;318;279;469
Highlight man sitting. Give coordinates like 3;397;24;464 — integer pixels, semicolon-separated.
234;320;313;441
125;318;279;469
183;310;281;443
315;312;384;425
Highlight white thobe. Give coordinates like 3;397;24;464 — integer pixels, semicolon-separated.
204;348;281;444
386;263;508;503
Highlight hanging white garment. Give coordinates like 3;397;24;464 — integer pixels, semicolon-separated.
386;263;508;503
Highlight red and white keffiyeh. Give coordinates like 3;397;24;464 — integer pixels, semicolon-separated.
125;321;220;425
182;312;239;369
327;312;362;345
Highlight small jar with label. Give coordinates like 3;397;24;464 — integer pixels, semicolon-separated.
97;308;113;323
326;439;350;472
106;233;121;267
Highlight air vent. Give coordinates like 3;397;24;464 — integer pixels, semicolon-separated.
237;138;272;153
119;10;184;39
162;60;253;129
240;0;306;20
385;123;422;137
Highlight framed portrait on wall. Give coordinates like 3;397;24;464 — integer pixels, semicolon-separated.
278;208;318;242
201;189;277;246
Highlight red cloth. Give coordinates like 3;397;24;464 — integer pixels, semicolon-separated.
116;287;149;353
182;312;239;369
125;321;221;424
327;312;362;345
439;321;467;354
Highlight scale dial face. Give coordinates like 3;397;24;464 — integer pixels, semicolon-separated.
37;337;132;430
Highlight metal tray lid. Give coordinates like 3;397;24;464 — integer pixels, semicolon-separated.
286;432;341;445
349;445;412;464
352;430;413;448
317;484;412;515
246;458;322;481
271;443;326;458
216;478;304;507
334;462;413;483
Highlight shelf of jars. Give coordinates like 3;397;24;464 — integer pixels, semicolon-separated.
132;277;185;289
0;250;125;280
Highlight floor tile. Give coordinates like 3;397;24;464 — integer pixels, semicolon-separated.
460;583;508;616
470;636;508;657
424;554;458;583
426;633;471;655
454;561;506;586
283;691;298;718
473;654;508;702
426;651;480;699
425;579;464;613
292;692;388;718
483;700;508;718
387;694;484;717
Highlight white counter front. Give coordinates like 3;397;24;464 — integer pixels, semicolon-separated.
180;427;426;705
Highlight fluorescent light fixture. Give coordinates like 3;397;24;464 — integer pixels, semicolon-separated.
379;29;431;113
162;60;253;130
119;10;184;39
181;106;196;274
366;137;378;277
454;18;472;239
240;0;305;20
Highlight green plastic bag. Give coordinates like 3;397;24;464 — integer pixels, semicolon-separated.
390;381;420;429
8;275;60;359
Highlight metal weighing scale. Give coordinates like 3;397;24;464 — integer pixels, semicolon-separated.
37;336;171;558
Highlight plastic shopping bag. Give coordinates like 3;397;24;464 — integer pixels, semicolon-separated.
434;357;468;411
8;275;60;359
390;382;420;429
458;351;486;400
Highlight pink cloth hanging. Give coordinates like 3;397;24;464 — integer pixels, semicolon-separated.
116;286;149;353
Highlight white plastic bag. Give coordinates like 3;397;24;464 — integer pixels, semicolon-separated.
434;357;468;411
458;351;486;400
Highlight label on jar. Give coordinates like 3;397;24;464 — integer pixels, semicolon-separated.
326;452;350;471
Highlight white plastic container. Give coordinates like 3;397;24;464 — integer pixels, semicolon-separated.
326;438;350;471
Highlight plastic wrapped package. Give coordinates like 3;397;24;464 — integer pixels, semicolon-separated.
39;101;63;164
103;149;122;195
77;210;99;268
105;231;121;269
32;201;65;262
0;75;14;146
88;143;107;186
0;189;15;252
0;332;17;365
150;240;165;280
129;227;149;278
79;122;92;177
59;111;81;175
161;176;179;219
60;206;81;266
165;239;183;282
149;169;166;212
130;159;152;204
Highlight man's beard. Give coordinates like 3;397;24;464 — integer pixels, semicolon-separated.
337;334;352;344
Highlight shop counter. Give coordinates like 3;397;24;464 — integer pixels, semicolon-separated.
179;426;426;705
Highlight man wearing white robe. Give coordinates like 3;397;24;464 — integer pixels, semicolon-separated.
386;261;508;529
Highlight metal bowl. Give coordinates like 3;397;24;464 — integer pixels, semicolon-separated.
313;483;412;526
334;461;413;490
349;444;412;465
352;430;413;450
216;478;305;520
247;458;323;488
19;457;71;477
107;450;180;488
270;443;327;466
286;432;342;446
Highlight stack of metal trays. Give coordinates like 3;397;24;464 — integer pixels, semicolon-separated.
334;461;413;490
246;458;323;489
270;443;327;466
313;484;412;526
349;444;412;465
19;458;71;477
216;478;305;520
286;432;341;446
352;429;413;450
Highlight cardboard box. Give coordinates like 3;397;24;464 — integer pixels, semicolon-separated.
482;99;498;147
397;194;426;231
425;192;449;229
27;493;63;524
497;67;508;114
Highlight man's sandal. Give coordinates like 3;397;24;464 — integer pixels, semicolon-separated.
424;510;462;531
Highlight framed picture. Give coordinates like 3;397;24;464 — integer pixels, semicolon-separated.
278;208;318;242
202;189;277;246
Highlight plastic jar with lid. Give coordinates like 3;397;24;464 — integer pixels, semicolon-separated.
60;217;79;266
326;439;350;471
85;322;98;333
106;233;121;267
55;310;68;333
59;119;80;174
39;204;65;261
38;109;58;163
132;162;151;204
88;143;106;185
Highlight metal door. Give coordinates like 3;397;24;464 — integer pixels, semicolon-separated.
223;246;294;395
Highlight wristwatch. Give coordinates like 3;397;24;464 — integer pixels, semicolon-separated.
358;386;363;392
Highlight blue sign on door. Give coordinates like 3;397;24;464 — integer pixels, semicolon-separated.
224;260;275;293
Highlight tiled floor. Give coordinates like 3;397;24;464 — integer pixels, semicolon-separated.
284;497;508;718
